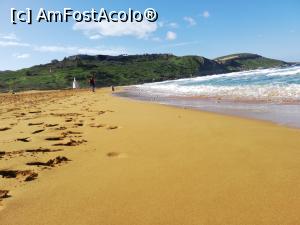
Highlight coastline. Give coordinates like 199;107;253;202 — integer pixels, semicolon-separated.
1;89;300;225
116;86;300;129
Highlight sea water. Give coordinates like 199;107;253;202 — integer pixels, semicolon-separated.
135;66;300;101
118;65;300;128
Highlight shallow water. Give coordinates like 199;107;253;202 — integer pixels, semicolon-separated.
116;66;300;129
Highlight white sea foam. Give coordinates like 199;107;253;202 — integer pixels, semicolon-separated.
135;66;300;101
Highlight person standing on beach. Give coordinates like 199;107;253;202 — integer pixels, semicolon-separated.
89;76;96;92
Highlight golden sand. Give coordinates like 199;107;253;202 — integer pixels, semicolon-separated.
0;89;300;225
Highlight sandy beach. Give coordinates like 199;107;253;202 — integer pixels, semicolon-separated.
1;88;300;225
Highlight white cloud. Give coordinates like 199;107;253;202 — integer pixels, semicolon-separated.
202;11;210;18
0;32;128;56
76;47;125;55
157;21;178;29
0;37;126;56
34;45;126;56
0;33;18;41
89;34;102;40
34;45;71;53
0;41;30;47
73;21;158;39
168;22;179;28
165;41;199;48
0;34;30;48
184;17;196;26
166;31;177;41
13;53;30;59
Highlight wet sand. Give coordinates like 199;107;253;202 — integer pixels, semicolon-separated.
1;89;300;225
117;86;300;128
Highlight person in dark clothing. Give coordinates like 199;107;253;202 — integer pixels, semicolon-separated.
111;86;115;92
89;76;96;92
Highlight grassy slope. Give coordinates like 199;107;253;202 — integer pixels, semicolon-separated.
0;53;290;92
215;53;288;71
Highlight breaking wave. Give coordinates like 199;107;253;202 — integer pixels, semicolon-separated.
135;66;300;101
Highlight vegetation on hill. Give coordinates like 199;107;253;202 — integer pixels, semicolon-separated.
0;53;290;92
215;53;287;71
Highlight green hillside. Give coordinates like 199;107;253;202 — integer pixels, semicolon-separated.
215;53;287;71
0;53;290;92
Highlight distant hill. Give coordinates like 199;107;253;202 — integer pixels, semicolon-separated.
215;53;288;71
0;53;291;92
0;70;12;74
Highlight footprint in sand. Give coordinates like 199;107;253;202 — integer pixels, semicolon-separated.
14;112;26;118
50;113;82;117
106;152;127;158
98;111;106;115
0;190;10;206
54;126;67;131
61;131;83;138
45;124;59;128
53;139;87;147
0;190;10;200
45;136;65;141
32;129;45;134
89;123;106;128
16;137;31;143
27;156;70;167
0;170;38;182
0;148;63;159
0;150;24;159
0;151;5;158
62;131;82;135
107;126;119;130
25;148;62;153
28;122;44;126
0;127;11;131
73;123;84;127
29;110;42;114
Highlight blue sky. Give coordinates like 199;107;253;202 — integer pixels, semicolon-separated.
0;0;299;70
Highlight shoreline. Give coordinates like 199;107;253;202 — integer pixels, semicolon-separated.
116;87;300;129
1;89;300;225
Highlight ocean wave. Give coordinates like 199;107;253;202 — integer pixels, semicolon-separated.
135;65;300;101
